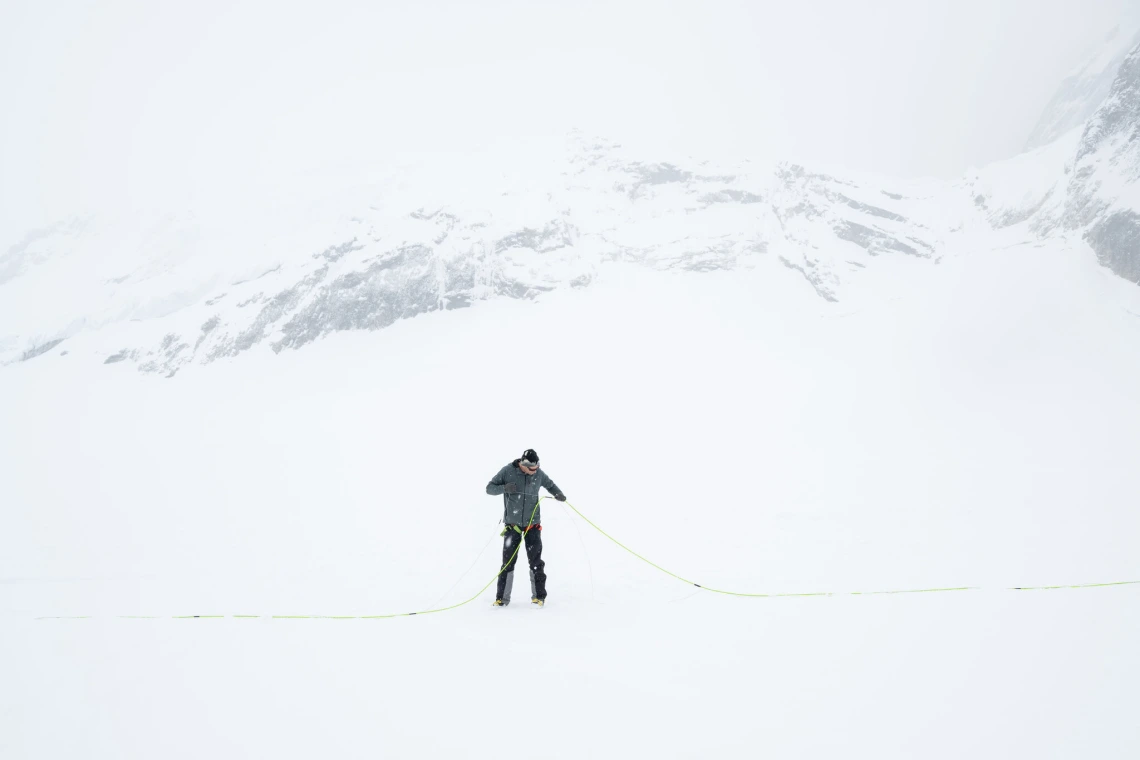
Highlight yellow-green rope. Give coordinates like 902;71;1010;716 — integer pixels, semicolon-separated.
561;501;1139;598
32;497;1140;619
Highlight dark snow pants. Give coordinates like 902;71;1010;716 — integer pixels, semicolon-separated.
495;527;546;604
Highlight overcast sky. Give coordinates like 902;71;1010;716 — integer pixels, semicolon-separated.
1;0;1137;236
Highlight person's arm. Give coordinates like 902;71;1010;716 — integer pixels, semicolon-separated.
541;471;566;501
487;466;517;495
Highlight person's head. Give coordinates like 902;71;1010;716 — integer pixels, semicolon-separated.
519;449;539;475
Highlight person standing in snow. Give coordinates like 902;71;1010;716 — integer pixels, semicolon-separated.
485;449;566;607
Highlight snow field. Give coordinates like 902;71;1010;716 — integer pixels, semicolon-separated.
3;247;1139;758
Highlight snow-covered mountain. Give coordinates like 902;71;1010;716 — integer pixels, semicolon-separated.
1025;25;1140;152
968;39;1140;285
5;31;1140;760
1053;41;1140;283
4;40;1140;377
0;137;963;375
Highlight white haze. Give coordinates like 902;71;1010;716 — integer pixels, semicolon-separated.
1;0;1137;238
3;2;1140;758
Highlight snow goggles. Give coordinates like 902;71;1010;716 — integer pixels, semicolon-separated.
520;460;538;469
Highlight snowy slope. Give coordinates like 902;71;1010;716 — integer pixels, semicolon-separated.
8;37;1140;380
7;24;1140;377
961;40;1140;287
960;129;1078;230
0;137;966;374
4;28;1140;380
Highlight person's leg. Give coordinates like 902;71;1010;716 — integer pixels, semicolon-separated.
496;530;521;604
524;528;547;601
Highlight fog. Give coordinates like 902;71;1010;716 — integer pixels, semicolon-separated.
4;5;1140;756
1;0;1136;237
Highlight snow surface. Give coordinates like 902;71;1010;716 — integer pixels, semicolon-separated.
3;239;1140;757
4;36;1140;756
961;129;1078;228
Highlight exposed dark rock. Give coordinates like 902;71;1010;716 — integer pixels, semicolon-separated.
835;194;907;223
495;221;576;254
833;221;930;258
700;189;764;205
220;266;330;357
195;316;220;351
21;338;64;361
275;246;441;351
1075;44;1140;165
779;256;838;302
1086;210;1140;284
312;239;363;263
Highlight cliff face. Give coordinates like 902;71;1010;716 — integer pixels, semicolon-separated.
1056;42;1140;284
1025;26;1140;151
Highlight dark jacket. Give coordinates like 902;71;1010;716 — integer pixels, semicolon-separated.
486;460;564;527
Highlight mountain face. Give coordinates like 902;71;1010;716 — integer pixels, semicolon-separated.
1025;25;1140;151
0;137;960;376
1014;41;1140;285
955;40;1140;287
3;40;1140;377
1061;43;1140;283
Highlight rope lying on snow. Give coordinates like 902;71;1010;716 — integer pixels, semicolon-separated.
562;501;1140;598
33;498;1140;620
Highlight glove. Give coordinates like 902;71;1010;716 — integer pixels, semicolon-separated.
555;493;567;502
504;483;519;494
